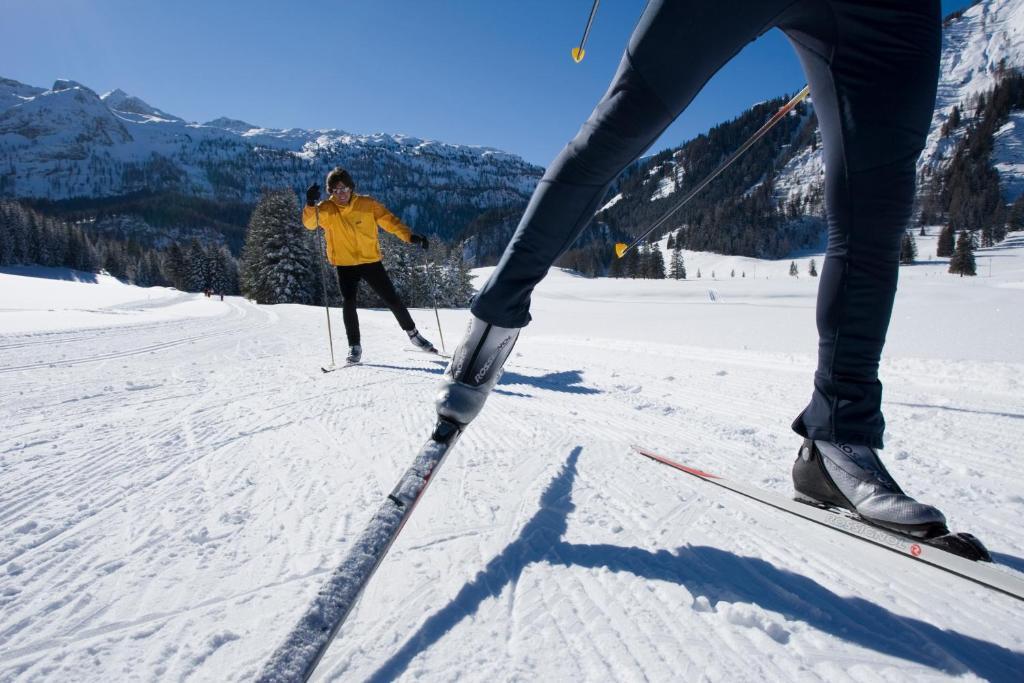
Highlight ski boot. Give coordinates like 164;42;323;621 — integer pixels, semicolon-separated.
408;328;438;354
793;440;990;560
346;344;362;364
435;315;519;427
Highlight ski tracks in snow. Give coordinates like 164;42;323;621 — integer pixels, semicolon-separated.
312;332;1024;681
2;301;1023;681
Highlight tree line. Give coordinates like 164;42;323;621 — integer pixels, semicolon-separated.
0;199;240;293
919;66;1024;276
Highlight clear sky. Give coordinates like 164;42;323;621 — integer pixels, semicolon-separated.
2;0;975;167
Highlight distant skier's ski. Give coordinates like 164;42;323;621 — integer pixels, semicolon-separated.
257;419;463;682
321;362;359;373
404;347;451;359
632;445;1024;603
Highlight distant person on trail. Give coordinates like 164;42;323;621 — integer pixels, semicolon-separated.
433;2;972;547
304;167;436;364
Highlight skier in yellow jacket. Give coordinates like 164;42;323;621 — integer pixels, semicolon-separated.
303;167;436;364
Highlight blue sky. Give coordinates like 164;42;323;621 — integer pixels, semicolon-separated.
2;0;974;166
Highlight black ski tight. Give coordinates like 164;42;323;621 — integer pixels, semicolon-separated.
337;261;415;346
471;0;940;448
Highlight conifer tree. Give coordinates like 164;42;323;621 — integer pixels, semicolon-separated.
208;245;234;295
936;225;955;257
789;261;798;277
808;258;818;277
899;232;918;264
948;230;977;276
185;239;208;292
669;245;686;280
1009;194;1024;231
240;190;319;304
442;244;475;307
623;247;641;279
649;243;666;279
164;243;188;290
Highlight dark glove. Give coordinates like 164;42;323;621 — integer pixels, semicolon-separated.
305;183;321;206
410;234;429;250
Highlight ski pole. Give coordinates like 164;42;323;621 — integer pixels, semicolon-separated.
572;0;600;63
314;205;337;368
421;247;446;354
614;85;811;259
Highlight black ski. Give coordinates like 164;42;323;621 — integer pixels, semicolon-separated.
632;445;1024;603
257;419;463;682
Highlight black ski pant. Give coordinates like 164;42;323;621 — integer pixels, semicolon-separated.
470;0;940;448
337;261;415;346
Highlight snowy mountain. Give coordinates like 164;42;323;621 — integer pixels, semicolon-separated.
101;88;183;123
0;77;44;113
780;0;1024;215
0;77;542;240
920;0;1024;185
599;0;1024;260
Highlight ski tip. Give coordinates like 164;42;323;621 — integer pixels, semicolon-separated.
631;445;719;479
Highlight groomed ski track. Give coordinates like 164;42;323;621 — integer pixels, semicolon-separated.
1;244;1023;681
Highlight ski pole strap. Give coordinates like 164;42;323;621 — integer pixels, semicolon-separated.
614;85;811;259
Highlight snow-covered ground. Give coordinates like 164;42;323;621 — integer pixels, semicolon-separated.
1;233;1023;681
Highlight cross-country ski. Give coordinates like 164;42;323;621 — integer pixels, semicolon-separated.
631;445;1024;602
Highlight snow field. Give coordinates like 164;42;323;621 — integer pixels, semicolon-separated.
1;236;1023;681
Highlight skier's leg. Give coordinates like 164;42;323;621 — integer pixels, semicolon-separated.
362;261;436;351
361;261;416;331
782;0;941;448
782;1;947;536
336;266;361;347
472;0;794;329
440;0;794;429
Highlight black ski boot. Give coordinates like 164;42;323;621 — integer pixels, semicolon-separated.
346;345;362;364
408;328;437;354
793;440;990;560
435;315;519;427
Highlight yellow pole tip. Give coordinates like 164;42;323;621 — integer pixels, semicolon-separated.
571;47;585;63
614;243;627;259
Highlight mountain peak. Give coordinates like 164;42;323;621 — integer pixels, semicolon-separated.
203;117;257;132
101;88;181;121
51;79;97;96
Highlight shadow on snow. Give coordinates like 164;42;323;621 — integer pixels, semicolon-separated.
362;447;1023;682
360;363;601;397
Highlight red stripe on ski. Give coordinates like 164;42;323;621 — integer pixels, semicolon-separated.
631;444;1024;603
633;446;720;479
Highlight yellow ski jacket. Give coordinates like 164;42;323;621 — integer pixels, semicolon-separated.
302;195;413;266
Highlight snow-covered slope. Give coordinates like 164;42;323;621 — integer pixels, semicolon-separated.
635;0;1024;237
1;231;1022;681
786;0;1024;205
0;77;44;113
